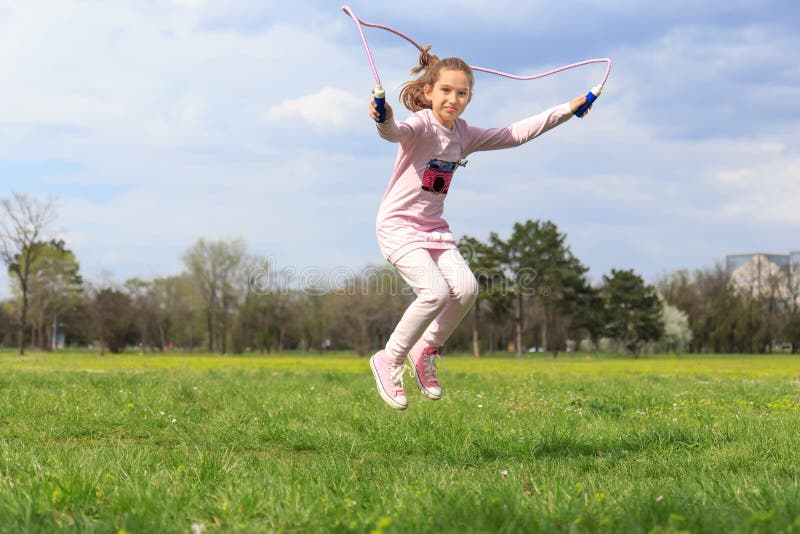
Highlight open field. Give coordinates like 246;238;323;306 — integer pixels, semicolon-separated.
0;351;799;533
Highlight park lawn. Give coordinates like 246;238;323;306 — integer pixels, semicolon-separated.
0;351;798;533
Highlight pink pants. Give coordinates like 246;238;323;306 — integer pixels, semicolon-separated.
384;247;479;363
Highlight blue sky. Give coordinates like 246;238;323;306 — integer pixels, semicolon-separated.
1;0;798;296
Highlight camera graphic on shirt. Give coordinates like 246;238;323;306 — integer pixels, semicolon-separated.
421;159;462;195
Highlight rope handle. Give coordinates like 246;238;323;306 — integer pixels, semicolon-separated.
575;85;603;118
373;85;386;123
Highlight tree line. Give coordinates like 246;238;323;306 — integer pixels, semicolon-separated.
1;193;798;356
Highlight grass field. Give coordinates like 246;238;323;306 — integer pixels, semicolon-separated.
0;351;799;533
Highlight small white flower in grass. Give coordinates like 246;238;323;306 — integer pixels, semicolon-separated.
160;411;165;415
478;404;483;408
193;386;199;391
171;418;177;424
191;523;206;534
476;394;482;398
501;470;509;478
656;495;664;502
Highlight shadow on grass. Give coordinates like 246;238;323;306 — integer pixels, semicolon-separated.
456;425;720;465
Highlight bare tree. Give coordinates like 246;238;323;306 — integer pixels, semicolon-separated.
0;193;57;355
182;237;249;353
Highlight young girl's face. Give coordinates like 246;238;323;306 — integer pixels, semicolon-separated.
424;68;472;128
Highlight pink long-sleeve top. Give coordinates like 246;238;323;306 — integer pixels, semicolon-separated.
375;103;573;264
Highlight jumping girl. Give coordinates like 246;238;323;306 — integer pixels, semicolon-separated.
369;47;593;410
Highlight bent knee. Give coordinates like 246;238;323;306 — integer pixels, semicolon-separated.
454;274;479;305
418;286;451;311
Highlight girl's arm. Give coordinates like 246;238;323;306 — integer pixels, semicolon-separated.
370;99;425;143
464;94;588;154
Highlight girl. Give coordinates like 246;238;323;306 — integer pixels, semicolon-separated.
369;47;591;410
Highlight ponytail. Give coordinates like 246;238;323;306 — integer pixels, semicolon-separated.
399;46;474;112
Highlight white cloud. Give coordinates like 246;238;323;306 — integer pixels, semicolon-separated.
264;87;363;132
166;0;204;7
714;160;800;224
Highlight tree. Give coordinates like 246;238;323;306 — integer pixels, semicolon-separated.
124;278;150;351
154;274;205;350
566;282;605;351
602;269;664;357
299;290;329;354
182;237;250;353
786;265;800;353
495;220;589;356
657;264;751;353
489;230;524;356
88;284;135;355
657;269;703;351
237;289;280;354
0;303;10;347
458;235;505;357
234;256;299;354
784;313;800;354
23;240;83;350
701;285;752;353
659;298;693;354
0;193;57;354
324;266;410;356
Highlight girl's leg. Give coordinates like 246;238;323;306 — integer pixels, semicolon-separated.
406;248;478;400
419;248;479;347
383;248;451;364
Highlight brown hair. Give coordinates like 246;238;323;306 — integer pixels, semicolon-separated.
399;46;474;112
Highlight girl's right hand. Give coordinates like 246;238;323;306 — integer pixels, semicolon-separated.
569;94;590;115
369;97;393;122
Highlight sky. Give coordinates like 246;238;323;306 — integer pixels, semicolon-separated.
1;0;798;296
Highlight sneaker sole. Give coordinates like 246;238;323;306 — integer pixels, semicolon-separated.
370;356;408;410
412;367;443;400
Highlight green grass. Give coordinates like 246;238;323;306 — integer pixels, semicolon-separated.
0;351;799;533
